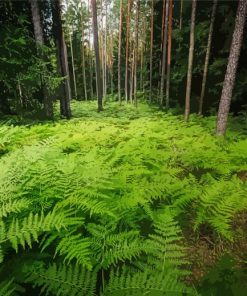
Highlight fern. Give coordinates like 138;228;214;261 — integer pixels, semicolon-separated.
0;279;15;296
25;262;97;296
103;267;196;296
1;209;82;252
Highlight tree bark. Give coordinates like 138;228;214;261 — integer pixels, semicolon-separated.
179;0;183;30
118;0;123;104
149;0;154;102
80;6;88;101
216;0;247;135
184;0;196;121
134;0;140;107
53;0;72;119
165;0;173;109
160;0;169;106
198;0;217;115
125;0;132;103
30;0;53;119
69;34;77;100
91;0;103;111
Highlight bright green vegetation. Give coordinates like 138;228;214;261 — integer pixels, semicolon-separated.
0;102;246;295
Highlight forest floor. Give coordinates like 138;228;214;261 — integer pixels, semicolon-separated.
0;101;247;295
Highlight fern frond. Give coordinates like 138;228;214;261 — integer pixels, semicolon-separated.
26;262;97;296
55;234;92;270
103;266;196;296
0;279;15;296
1;209;82;252
0;199;30;218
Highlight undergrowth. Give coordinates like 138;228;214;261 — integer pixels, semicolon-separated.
0;101;246;295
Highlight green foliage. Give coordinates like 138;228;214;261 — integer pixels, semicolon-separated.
0;102;246;294
25;262;97;296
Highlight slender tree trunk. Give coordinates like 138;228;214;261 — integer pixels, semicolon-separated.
80;9;88;101
118;0;123;104
91;0;103;111
30;0;53;119
165;0;173;109
159;0;166;77
149;0;154;102
134;0;140;107
160;0;169;105
125;0;132;103
53;0;71;119
69;34;77;100
110;34;114;94
179;0;183;30
129;46;135;103
216;0;247;135
104;0;108;97
140;41;143;90
198;0;217;115
184;0;196;121
88;0;94;99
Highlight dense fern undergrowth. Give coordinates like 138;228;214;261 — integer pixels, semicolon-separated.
0;101;246;296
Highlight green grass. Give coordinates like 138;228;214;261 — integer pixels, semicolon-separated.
0;101;246;295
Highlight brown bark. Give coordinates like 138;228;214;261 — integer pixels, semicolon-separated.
166;0;173;109
80;6;88;101
118;0;123;104
30;0;44;44
179;0;183;30
91;0;103;111
30;0;53;119
216;0;247;135
149;0;154;102
198;0;217;115
160;0;169;105
134;0;140;107
125;0;132;103
184;0;196;122
69;34;77;100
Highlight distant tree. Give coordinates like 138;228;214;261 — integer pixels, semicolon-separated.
30;0;53;119
184;0;196;121
160;0;169;106
52;0;72;119
165;0;173;109
125;0;132;103
134;0;140;107
118;0;123;104
198;0;217;115
216;0;247;135
149;0;154;102
91;0;103;111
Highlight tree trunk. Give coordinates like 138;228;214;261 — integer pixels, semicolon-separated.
179;0;183;30
80;7;88;101
91;0;103;111
165;0;173;109
134;0;140;107
184;0;196;122
88;0;94;99
30;0;53;119
159;0;166;79
53;0;71;119
104;0;108;97
160;0;169;106
216;0;247;135
198;0;217;115
69;34;77;100
125;0;132;103
129;46;135;103
149;0;154;102
118;0;123;104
